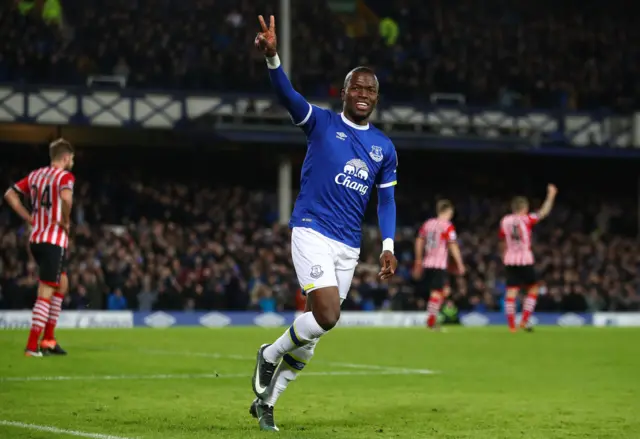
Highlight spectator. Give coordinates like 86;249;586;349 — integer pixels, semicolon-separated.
107;288;128;310
1;145;638;313
0;0;637;110
137;275;157;312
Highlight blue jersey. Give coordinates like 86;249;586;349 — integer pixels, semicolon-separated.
266;58;397;250
289;105;398;248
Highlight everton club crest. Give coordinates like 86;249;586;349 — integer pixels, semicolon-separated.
369;145;383;162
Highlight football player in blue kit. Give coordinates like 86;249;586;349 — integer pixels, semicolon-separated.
250;15;399;431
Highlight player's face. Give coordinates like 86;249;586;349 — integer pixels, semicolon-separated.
445;208;454;220
342;72;378;123
65;154;75;170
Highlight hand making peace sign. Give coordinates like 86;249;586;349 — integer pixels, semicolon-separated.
255;15;278;57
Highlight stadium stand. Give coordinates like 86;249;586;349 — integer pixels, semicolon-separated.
1;3;638;438
2;147;638;313
1;0;637;109
0;0;638;314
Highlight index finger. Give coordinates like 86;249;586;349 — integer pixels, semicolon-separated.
270;15;275;31
258;15;268;32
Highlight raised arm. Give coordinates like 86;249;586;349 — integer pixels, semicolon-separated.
255;15;311;125
536;184;558;220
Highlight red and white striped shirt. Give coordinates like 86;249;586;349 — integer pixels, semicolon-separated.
13;166;75;248
499;213;539;266
418;218;457;269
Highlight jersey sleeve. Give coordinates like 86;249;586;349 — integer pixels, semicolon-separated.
376;146;398;189
12;176;29;195
418;222;428;238
444;224;457;242
59;173;75;192
298;105;333;138
265;60;332;139
527;213;539;226
498;220;506;239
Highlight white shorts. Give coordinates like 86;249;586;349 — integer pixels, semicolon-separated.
291;227;360;300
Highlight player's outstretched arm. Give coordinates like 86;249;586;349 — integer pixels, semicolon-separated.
536;184;558;220
4;181;31;223
255;15;311;125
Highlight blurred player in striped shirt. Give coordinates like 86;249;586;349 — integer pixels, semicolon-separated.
499;184;557;332
413;200;465;330
4;139;75;356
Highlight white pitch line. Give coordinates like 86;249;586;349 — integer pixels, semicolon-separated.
0;369;432;383
141;349;437;375
0;420;136;439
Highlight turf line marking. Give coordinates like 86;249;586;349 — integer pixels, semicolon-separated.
0;420;136;439
140;349;437;374
0;369;433;383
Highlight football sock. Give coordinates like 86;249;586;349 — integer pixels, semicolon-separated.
43;292;64;340
505;294;517;331
263;312;326;364
426;291;443;328
27;297;51;351
521;292;538;327
264;339;318;407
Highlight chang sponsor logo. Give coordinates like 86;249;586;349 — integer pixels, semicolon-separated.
335;158;370;196
337;312;426;327
71;313;133;328
254;313;286;328
1;311;133;329
0;312;32;329
460;312;490;327
557;313;586;327
199;312;231;328
144;311;176;328
594;312;640;327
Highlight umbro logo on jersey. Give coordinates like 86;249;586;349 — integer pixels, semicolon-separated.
336;132;347;141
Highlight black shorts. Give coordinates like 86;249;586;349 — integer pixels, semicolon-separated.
505;265;537;289
419;268;447;299
29;243;67;287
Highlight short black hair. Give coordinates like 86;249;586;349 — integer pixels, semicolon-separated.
343;66;379;90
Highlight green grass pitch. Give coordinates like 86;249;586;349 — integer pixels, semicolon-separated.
0;327;638;439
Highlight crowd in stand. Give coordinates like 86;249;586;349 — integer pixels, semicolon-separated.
0;0;637;110
1;147;639;314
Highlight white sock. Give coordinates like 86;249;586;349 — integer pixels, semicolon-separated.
264;339;318;407
263;312;326;364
